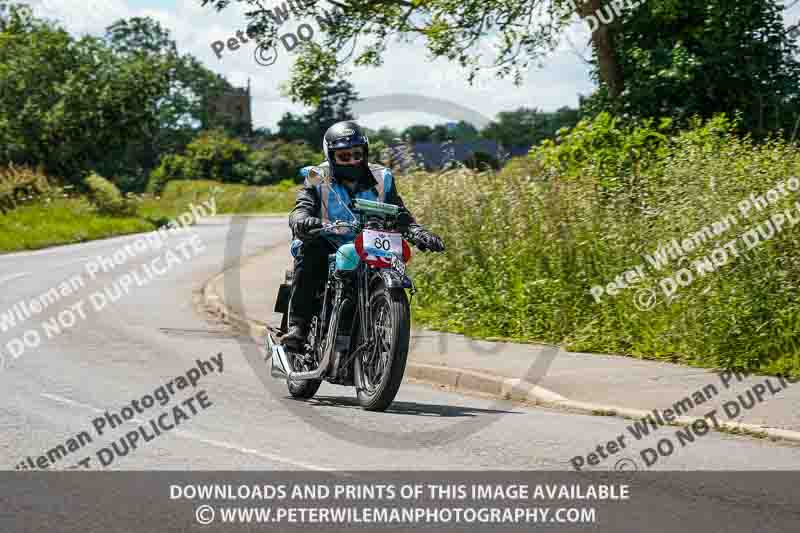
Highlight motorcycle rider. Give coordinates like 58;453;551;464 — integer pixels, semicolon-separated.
282;120;445;350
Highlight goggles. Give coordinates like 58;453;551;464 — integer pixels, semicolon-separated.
334;147;365;164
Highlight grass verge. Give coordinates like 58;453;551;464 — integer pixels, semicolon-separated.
0;179;299;254
0;198;154;253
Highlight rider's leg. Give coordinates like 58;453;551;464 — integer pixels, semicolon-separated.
283;238;334;348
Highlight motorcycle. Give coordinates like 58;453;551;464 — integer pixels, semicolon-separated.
266;190;420;412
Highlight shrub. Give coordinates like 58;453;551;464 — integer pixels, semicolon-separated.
185;129;250;182
0;164;53;214
464;151;500;171
147;129;255;190
85;172;137;217
403;113;800;376
246;140;323;185
147;154;197;193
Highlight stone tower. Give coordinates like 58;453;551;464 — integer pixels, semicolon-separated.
205;79;253;134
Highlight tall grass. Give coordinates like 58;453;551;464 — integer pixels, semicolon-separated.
402;114;800;375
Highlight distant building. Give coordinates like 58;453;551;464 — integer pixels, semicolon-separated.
408;140;531;171
204;79;253;134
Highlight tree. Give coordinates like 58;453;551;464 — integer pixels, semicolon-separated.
399;121;480;143
105;16;235;186
402;125;434;143
247;140;324;184
276;80;360;147
147;128;252;190
277;112;310;143
365;127;401;145
303;79;359;146
0;3;170;188
442;121;481;142
583;0;800;137
201;0;624;105
482;107;581;147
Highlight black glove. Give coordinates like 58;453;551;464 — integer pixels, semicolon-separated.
396;208;414;229
413;228;445;253
297;217;322;237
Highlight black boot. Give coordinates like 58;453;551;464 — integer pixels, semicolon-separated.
282;319;308;351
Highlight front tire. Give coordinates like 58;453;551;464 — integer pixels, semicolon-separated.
354;286;410;411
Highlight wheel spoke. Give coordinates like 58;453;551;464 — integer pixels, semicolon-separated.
360;298;394;393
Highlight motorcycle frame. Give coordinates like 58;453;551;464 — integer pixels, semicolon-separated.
269;211;415;383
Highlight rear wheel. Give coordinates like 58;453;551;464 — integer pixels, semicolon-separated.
354;286;410;411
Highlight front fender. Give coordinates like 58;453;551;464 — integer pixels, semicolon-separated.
374;269;414;290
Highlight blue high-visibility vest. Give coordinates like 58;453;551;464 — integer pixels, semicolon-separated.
290;162;394;257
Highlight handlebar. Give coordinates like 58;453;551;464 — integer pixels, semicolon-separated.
305;220;417;242
307;222;359;237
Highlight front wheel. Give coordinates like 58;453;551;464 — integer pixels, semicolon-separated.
354;286;410;411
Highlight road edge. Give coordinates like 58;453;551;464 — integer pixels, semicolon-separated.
201;251;800;447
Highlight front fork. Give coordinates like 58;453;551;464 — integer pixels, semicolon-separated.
358;267;372;344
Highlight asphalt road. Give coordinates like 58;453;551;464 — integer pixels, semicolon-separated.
0;216;798;472
2;217;800;531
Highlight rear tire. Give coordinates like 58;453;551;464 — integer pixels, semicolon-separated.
354;286;410;411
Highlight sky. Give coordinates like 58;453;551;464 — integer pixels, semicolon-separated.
25;0;800;132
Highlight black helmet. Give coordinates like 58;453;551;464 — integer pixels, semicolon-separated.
323;121;370;177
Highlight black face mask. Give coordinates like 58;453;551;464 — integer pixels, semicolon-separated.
335;164;364;183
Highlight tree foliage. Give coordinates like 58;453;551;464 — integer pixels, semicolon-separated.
247;140;324;184
482;106;581;147
0;3;169;187
202;0;581;105
585;0;800;137
277;79;359;147
148;130;322;191
203;0;800;141
0;3;234;191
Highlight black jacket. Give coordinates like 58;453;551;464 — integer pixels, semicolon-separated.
289;165;421;238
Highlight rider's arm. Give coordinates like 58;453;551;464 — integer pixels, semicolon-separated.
289;184;320;238
382;168;444;252
383;169;422;233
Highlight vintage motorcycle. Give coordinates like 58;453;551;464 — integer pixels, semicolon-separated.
266;192;420;412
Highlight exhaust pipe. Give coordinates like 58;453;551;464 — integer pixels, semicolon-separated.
267;298;348;381
267;331;291;379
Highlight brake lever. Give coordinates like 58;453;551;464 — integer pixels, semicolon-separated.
308;222;355;237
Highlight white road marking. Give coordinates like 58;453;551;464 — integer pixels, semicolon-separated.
0;272;31;285
40;392;335;472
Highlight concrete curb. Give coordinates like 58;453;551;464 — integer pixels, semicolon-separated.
202;257;800;446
